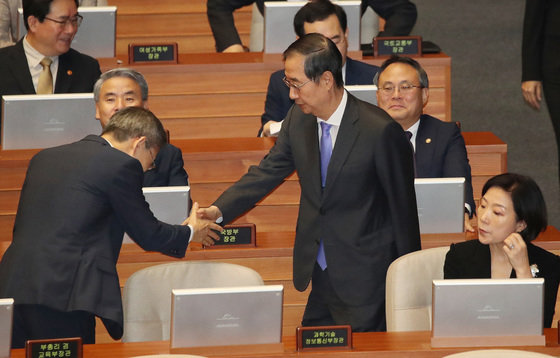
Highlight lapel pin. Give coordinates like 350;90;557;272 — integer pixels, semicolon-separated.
426;138;432;144
67;70;73;76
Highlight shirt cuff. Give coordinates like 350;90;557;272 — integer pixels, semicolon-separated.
269;121;282;136
187;224;194;243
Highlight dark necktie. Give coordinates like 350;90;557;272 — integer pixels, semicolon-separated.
317;122;332;270
405;131;417;177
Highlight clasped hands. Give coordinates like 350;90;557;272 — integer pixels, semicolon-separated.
183;203;223;247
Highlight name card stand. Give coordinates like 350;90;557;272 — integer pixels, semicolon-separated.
373;36;422;57
26;337;82;358
170;342;284;356
296;325;352;351
128;43;178;64
206;223;256;249
431;334;546;348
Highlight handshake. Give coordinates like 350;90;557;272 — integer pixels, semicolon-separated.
182;203;224;247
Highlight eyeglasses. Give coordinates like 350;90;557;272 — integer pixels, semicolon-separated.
44;14;83;28
379;82;423;96
147;146;156;171
282;76;312;91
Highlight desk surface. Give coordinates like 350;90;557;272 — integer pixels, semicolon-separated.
9;330;560;357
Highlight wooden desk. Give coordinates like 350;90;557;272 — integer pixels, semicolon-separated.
9;329;560;357
98;52;451;140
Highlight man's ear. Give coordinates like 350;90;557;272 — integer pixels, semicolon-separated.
142;100;149;110
422;87;429;108
130;136;147;156
27;16;39;33
322;71;334;89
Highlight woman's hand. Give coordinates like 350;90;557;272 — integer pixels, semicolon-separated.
502;232;532;278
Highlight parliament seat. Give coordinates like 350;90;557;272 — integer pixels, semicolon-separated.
122;261;264;342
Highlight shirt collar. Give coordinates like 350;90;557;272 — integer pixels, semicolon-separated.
23;35;56;68
316;90;348;127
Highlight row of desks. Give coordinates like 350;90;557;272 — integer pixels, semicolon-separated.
9;329;560;357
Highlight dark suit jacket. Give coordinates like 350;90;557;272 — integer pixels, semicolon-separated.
0;135;191;339
522;0;560;82
415;114;475;212
444;239;560;328
0;39;101;96
259;57;379;135
143;144;189;187
215;94;421;327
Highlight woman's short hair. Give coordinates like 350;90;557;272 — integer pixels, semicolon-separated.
481;173;547;242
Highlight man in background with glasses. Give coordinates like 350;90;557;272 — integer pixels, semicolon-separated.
375;56;475;231
0;0;100;101
259;0;379;137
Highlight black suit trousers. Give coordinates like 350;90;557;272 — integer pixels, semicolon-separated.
12;304;95;348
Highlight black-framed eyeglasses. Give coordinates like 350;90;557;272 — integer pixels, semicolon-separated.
379;82;423;96
43;14;83;28
282;76;311;91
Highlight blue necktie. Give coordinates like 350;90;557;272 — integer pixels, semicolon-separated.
317;122;332;270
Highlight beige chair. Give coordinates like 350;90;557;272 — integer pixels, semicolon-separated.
444;349;556;358
122;261;264;342
385;246;449;331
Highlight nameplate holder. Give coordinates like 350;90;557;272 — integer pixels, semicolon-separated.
26;337;82;358
207;223;256;248
296;325;352;351
373;36;422;57
128;43;178;64
431;334;545;348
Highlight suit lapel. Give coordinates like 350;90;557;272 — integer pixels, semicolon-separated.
55;52;72;93
323;94;360;197
9;41;35;93
415;116;434;177
299;113;323;199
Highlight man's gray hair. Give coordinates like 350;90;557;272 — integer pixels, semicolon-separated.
101;107;167;149
93;68;149;102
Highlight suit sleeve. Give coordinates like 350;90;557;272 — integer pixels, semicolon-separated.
259;70;292;135
0;0;15;48
364;0;417;37
207;0;254;51
521;0;545;81
108;158;190;257
166;145;189;186
375;121;421;256
217;107;297;223
443;243;462;279
441;125;476;213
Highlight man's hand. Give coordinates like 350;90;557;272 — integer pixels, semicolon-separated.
521;80;543;110
184;202;222;247
197;205;223;222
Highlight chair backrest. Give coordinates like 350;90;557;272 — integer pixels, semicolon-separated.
122;261;264;342
385;246;449;331
443;349;556;358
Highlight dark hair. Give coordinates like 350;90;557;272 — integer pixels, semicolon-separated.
481;173;548;242
283;33;343;88
293;0;347;38
373;55;429;89
23;0;79;30
94;68;149;103
101;107;167;150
